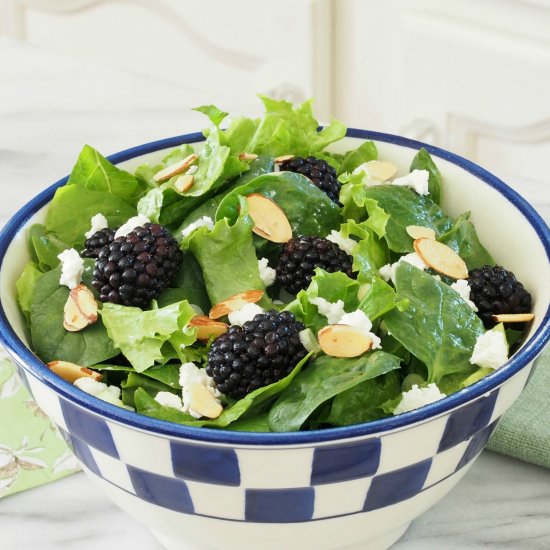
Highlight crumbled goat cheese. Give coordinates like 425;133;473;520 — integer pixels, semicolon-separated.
391;169;430;195
155;391;184;410
114;214;150;239
179;362;221;419
74;377;132;409
326;230;358;255
57;248;85;289
339;310;381;349
181;216;214;238
470;329;508;370
228;302;264;326
450;279;478;311
258;258;276;287
84;213;108;239
393;383;446;415
310;297;347;325
379;252;428;284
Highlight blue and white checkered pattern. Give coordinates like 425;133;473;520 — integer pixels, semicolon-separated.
24;365;530;524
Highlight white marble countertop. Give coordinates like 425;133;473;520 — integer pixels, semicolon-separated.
1;37;549;549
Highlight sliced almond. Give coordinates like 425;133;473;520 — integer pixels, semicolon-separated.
174;174;194;193
413;238;468;279
492;313;535;323
318;325;373;358
246;194;292;243
209;290;264;319
153;154;198;183
189;316;229;340
63;285;98;332
47;360;102;384
406;225;436;240
362;160;397;181
189;384;223;419
274;154;295;163
239;152;258;161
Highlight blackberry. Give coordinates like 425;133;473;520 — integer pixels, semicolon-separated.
468;265;532;327
82;228;115;258
276;236;355;294
206;310;307;399
281;156;341;204
91;223;182;307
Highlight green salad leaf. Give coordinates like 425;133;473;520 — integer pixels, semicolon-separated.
339;140;378;174
101;300;196;373
16;262;42;324
358;276;409;321
216;172;341;237
268;351;402;432
29;267;118;366
384;262;485;383
122;372;180;408
26;224;69;271
410;148;442;204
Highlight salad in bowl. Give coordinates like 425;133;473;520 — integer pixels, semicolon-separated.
16;97;535;433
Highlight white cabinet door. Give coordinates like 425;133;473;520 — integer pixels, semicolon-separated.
1;0;333;117
334;0;550;221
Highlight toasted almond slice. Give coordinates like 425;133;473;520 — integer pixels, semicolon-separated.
318;325;373;358
63;285;98;332
239;152;258;161
492;313;535;323
189;316;228;340
363;160;397;181
246;194;292;243
189;385;223;419
274;154;294;163
47;360;102;384
209;290;264;319
174;174;194;193
406;225;436;240
413;238;468;279
153;154;198;183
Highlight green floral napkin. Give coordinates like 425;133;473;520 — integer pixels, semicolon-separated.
0;354;80;499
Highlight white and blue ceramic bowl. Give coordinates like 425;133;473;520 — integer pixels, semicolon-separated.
1;131;549;550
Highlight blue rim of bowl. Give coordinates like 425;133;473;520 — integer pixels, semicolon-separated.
0;129;549;445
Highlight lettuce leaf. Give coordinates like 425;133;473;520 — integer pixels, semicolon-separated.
26;224;70;271
101;300;196;373
410;148;442;204
339;141;378;174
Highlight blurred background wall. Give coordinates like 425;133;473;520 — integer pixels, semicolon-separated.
1;0;549;220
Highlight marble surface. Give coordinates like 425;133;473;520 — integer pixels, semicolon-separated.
1;37;550;549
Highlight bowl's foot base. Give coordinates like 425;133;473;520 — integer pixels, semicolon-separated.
151;522;410;550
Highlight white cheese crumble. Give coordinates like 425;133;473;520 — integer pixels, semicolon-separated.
450;279;478;311
310;297;347;325
181;216;214;238
393;383;446;415
114;214;150;239
379;252;428;284
228;302;264;326
470;329;508;370
74;377;132;409
258;258;276;287
84;213;108;239
326;230;358;255
391;169;430;195
179;362;221;419
339;310;381;349
154;391;183;410
57;248;85;289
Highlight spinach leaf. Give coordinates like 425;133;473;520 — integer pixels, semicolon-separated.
122;372;179;408
384;262;485;383
67;145;147;205
216;172;341;237
46;185;136;248
268;351;401;432
363;186;454;252
30;267;118;366
182;215;270;308
16;261;42;324
326;370;402;426
339;141;378;174
358;276;409;321
224;415;271;432
101;300;196;373
410;148;442;204
27;224;69;271
439;212;494;269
